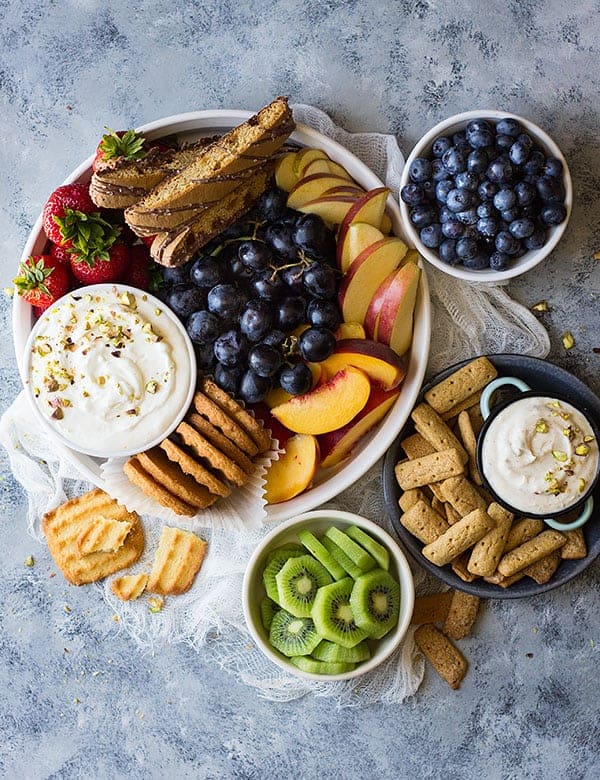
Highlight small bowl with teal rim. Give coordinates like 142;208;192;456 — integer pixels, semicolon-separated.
476;377;600;531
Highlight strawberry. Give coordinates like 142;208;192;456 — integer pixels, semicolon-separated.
125;244;154;289
92;128;147;172
141;234;156;249
13;255;71;311
49;242;71;265
42;184;95;246
70;241;130;285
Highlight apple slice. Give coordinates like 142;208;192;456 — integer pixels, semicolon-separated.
318;386;401;469
376;261;421;356
298;195;358;226
293;148;329;177
363;269;397;340
287;174;354;210
336;186;391;256
319;338;406;391
380;212;392;235
271;367;371;435
327;160;355;180
275;152;299;192
337;221;385;272
338;237;408;325
335;321;366;340
323;185;365;198
264;434;319;504
301;158;333;177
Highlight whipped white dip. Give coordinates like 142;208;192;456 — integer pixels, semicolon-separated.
481;396;598;514
27;287;193;456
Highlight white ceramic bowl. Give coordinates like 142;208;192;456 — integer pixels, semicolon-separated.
12;110;431;520
242;510;414;681
399;109;573;282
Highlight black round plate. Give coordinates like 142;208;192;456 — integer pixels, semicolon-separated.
382;354;600;598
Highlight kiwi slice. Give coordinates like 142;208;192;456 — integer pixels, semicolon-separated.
260;597;279;632
350;568;400;639
311;577;368;648
312;639;371;664
297;529;346;580
269;608;321;657
345;526;390;571
275;554;332;617
262;546;305;603
321;536;364;579
324;526;376;573
291;656;355;675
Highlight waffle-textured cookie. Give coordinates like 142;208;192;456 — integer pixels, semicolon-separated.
186;412;254;473
147;526;208;595
135;448;218;509
160;437;231;498
110;573;149;601
199;377;272;453
124;457;197;517
176;422;248;487
191;390;258;456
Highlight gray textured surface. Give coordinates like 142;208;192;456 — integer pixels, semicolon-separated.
1;1;599;778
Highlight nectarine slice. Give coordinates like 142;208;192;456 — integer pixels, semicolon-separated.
336;187;391;252
264;434;319;504
338;221;385;273
319;338;406;391
335;321;366;340
271;367;371;435
376;261;421;357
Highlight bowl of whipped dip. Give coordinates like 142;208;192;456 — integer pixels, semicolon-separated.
23;284;196;459
477;378;599;528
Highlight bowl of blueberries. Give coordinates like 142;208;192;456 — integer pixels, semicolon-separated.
399;110;572;281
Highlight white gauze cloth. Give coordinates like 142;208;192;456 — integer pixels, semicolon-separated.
0;104;549;706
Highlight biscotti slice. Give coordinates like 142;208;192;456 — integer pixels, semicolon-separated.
125;97;294;232
147;526;208;595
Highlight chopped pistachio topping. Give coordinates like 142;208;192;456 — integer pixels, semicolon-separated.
25;555;34;567
145;380;159;394
154;308;162;316
51;407;64;420
118;291;136;308
562;331;575;350
575;445;590;456
552;450;568;462
535;419;549;434
583;435;595;443
531;300;549;312
148;596;164;613
578;478;586;493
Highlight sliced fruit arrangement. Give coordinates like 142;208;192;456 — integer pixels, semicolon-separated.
260;524;401;675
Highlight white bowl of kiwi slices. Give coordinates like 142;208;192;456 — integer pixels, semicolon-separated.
242;510;414;680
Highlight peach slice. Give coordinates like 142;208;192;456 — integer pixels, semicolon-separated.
287;174;354;210
338;237;408;325
335;321;366;340
271;366;371;435
318;385;401;469
319;338;406;391
336;187;391;254
337;221;385;272
275;152;299;192
264;434;319;504
250;403;293;448
376;261;421;357
298;195;358;226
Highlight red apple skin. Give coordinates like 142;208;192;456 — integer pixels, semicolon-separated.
376;262;421;357
363;270;397;339
336;187;390;263
318;385;401;469
321;338;406;390
250;403;292;448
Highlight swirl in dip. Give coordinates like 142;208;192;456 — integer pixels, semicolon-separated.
27;287;193;457
481;396;598;515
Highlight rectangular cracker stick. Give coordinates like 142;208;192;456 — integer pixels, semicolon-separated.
522;550;562;584
484;571;525;588
395;449;465;491
467;402;484;435
560;528;587;560
497;530;566;577
411;592;453;625
451;554;479;582
400;500;450;544
432;496;445;516
443;591;481;640
422;508;496;566
504;518;545;553
398;488;430;512
441;392;483;422
414;624;468;690
425;357;498;415
401;432;435;460
412;403;468;463
445;503;462;525
457;410;482;485
439;476;488;517
467;502;514;576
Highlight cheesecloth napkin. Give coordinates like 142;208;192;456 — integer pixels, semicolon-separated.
0;104;550;706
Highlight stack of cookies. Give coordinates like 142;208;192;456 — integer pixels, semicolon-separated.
124;377;272;517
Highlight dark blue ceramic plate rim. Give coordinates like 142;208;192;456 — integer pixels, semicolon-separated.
382;353;600;599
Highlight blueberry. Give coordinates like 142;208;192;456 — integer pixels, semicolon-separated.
487;157;514;183
462;252;489;270
524;228;547;250
238;370;271;404
431;159;450;181
186;310;221;345
509;218;535;239
536;176;565;203
279;362;313;396
455;171;479;191
432;136;452;158
493;188;517;211
438;239;459;265
495;118;521;137
542;156;563;178
452;131;469;148
435;179;454;203
439;206;454;224
540;203;567;225
489;251;511;271
520;203;540;219
495;230;521;255
213;329;248;366
421;180;436;201
409;157;433;183
478;179;498;201
194;342;215;371
476;217;501;238
477;202;496;219
514;180;537;207
410;205;437;229
456;237;479;260
162;261;193;287
500;207;521;223
495;134;514;151
441;219;464;239
166;284;206;319
509;138;532;166
456;209;479;225
214;363;243;395
467;119;493;134
441;147;467;175
523;150;545;175
467;149;488;174
446;188;475;212
467;128;494;149
401;183;426;206
420;223;443;248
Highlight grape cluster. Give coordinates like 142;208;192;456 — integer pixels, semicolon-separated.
401;117;567;271
159;187;341;404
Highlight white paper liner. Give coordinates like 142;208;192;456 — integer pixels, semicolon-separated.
100;439;280;532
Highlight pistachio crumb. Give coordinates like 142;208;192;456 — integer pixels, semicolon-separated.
535;419;549;434
24;555;34;567
575;445;590;456
562;331;575;350
552;450;568;462
148;596;164;613
118;291;136;308
145;380;159;394
531;300;549;313
578;478;586;493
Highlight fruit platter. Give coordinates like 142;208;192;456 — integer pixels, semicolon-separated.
12;101;431;523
